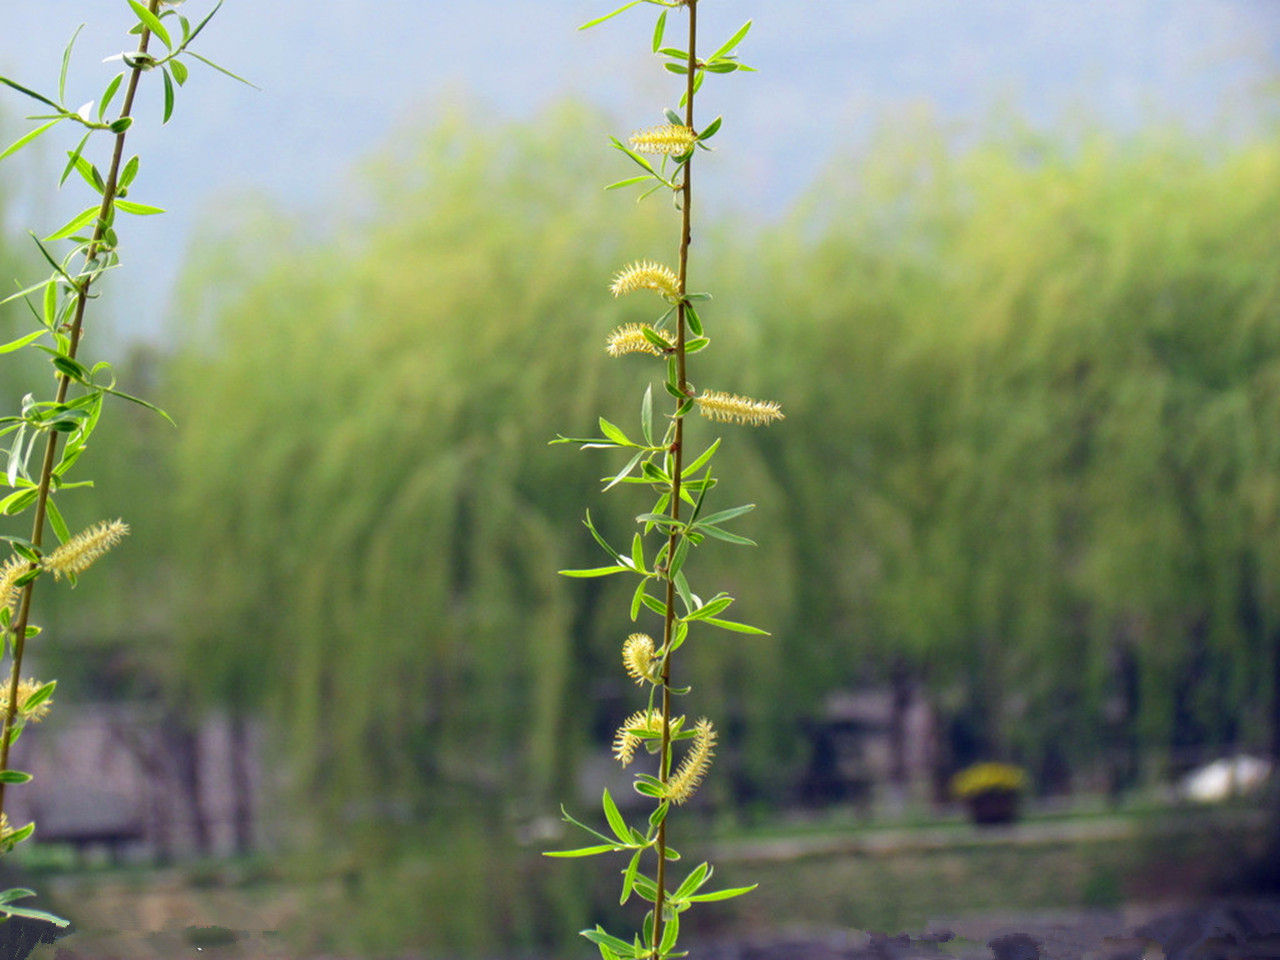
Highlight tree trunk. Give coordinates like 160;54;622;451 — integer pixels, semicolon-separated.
228;710;254;854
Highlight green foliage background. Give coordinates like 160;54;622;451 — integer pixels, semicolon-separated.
5;103;1280;950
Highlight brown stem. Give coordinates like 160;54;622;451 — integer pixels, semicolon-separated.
653;1;697;953
0;2;161;826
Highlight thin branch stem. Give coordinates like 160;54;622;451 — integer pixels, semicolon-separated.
0;1;160;822
653;1;696;952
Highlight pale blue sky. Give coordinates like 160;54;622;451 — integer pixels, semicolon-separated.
0;1;1277;339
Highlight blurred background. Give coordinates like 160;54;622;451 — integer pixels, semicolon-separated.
2;2;1280;957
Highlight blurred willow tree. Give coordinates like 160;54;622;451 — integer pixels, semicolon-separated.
20;107;1280;855
736;119;1280;783
10;103;1280;949
162;104;790;835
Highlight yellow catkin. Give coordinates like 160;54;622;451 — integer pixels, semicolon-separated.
42;519;129;580
0;555;24;619
606;324;673;358
1;679;51;723
628;124;697;156
695;390;784;427
622;633;658;684
609;261;681;300
613;709;667;766
668;717;716;804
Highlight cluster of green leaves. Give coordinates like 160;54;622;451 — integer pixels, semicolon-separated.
546;4;764;960
0;0;239;928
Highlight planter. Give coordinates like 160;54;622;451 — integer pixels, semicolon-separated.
964;788;1020;826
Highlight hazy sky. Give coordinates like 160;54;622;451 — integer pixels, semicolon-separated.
0;1;1277;339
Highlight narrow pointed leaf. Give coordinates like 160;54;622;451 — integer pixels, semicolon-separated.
0;120;59;163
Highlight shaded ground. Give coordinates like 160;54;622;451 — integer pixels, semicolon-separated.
11;805;1275;959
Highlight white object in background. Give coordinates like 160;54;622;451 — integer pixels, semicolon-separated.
1180;755;1271;803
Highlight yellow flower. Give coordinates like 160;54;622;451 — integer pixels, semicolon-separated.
613;709;667;766
668;717;716;804
622;633;658;684
0;555;24;620
0;679;52;723
949;762;1028;799
42;519;129;580
606;324;673;358
695;390;784;427
610;261;681;300
629;124;697;156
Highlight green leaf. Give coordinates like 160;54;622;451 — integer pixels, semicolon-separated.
630;533;646;574
672;861;711;901
609;137;659;177
45;497;70;545
605;175;652;191
186;50;259;88
119;155;141;190
98;73;124;120
602;788;629;843
652;10;667;51
709;20;752;62
58;132;91;188
685;303;703;336
98;385;176;427
620;847;643;904
0;489;39;517
0;120;60;163
559;565;629;578
698;116;723;141
0;903;68;926
109;116;133;134
68;152;105;194
702;617;770;636
640;594;667;617
50;354;91;383
629;579;647;621
0;888;36;905
659;910;679;954
20;681;55;714
2;822;34;846
0;330;48;355
578;1;643;30
640;384;654;445
0;77;60;110
42;276;58;327
169;58;189;85
161;68;175;123
598;417;632;446
670;620;689;654
686;884;758;902
583;509;624;563
44;205;99;243
543;844;619;858
115;199;165;216
9;542;38;563
685;595;733;621
684;438;721;477
0;770;32;784
698;525;757;546
603;449;645;492
185;0;224;45
630;872;659;901
58;24;85;103
699;503;755;527
559;803;616;844
129;0;172;49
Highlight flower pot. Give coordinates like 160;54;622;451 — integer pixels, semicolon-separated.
965;788;1020;826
